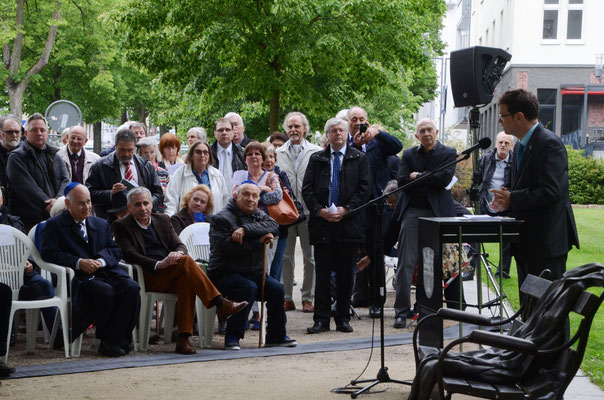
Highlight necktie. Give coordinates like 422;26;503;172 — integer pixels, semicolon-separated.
124;161;134;181
79;221;88;243
516;143;525;168
329;151;341;206
71;152;79;176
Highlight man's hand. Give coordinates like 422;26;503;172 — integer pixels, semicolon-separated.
356;256;371;272
353;125;380;146
24;261;34;274
231;227;246;244
489;187;511;212
157;251;183;270
111;183;127;194
318;207;347;222
259;185;272;193
409;172;421;180
80;259;102;275
259;233;274;244
44;198;56;213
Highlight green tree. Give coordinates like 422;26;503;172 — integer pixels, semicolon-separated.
115;0;446;138
1;0;61;119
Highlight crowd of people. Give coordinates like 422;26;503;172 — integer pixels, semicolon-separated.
0;89;578;377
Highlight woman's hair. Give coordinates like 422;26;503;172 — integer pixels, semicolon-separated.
243;141;266;162
158;133;181;157
136;137;158;155
184;140;213;166
181;184;214;215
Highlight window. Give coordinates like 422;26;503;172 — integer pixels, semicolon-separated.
538;89;557;133
562;94;582;135
543;0;560;40
567;0;583;40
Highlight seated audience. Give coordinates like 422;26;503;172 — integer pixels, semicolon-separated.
112;187;247;354
171;184;214;235
207;183;296;350
165;140;228;216
41;183;140;357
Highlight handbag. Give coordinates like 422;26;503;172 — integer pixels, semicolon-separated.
267;178;300;225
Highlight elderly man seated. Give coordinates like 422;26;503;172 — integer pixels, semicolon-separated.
112;187;247;354
208;182;296;350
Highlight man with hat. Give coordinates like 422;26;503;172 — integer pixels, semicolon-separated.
41;182;140;357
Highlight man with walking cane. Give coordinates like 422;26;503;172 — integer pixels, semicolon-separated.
208;182;297;350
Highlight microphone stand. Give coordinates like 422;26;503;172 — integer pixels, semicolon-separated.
343;149;473;399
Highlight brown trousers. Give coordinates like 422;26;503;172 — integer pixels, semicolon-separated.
144;255;220;334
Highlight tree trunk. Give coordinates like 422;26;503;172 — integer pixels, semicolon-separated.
6;79;26;120
269;89;280;133
121;110;129;124
93;121;102;154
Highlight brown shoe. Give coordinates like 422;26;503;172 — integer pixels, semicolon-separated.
175;336;197;355
284;300;296;311
302;301;314;313
216;299;248;318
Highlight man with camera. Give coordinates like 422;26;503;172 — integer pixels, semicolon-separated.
348;106;402;318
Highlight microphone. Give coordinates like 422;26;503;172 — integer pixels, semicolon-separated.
460;137;491;156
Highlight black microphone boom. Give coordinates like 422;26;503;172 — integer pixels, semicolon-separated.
460;137;491;156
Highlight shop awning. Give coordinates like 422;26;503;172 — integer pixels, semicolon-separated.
561;87;604;95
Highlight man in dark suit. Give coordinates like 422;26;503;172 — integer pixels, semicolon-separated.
303;117;370;334
391;118;457;329
490;89;579;315
348;106;403;317
86;128;163;220
112;187;247;354
210;117;246;190
41;183;140;357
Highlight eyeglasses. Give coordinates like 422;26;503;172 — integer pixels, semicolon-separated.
328;128;346;134
194;150;209;155
215;128;232;133
1;130;21;136
499;113;516;122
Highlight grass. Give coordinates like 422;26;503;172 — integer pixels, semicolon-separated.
483;208;604;388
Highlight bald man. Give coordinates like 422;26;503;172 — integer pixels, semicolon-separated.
57;125;100;184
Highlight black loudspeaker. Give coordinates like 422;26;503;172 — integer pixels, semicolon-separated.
450;46;512;107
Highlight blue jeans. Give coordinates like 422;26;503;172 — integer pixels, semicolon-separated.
212;273;287;341
270;236;288;281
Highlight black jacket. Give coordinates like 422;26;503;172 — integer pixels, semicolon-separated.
302;145;370;245
392;142;456;222
474;148;512;215
210;141;246;173
6;140;69;228
86;153;163;220
207;198;279;279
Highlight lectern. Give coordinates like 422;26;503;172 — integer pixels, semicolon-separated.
417;216;521;348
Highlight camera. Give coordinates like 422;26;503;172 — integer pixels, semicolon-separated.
359;123;368;134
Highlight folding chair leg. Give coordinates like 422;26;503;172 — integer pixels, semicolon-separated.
25;309;40;353
4;306;16;363
196;297;216;348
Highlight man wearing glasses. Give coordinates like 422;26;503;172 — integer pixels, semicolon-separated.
210;117;246;190
490;89;579;317
0;116;22;204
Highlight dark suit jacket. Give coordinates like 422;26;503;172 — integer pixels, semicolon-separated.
41;210;127;338
112;213;187;274
85;153;163;220
509;123;579;259
41;211;124;279
302;145;370;245
357;131;403;199
392;142;456;221
210;141;246;173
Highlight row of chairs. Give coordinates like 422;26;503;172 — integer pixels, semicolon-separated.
1;221;224;362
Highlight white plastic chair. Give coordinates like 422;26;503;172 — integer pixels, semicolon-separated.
179;223;214;348
133;264;177;351
2;225;70;362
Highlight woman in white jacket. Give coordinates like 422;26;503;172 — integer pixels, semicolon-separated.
165;141;229;216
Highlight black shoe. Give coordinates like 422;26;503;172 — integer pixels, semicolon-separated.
393;316;406;329
307;321;330;334
0;360;15;377
462;271;474;281
265;335;297;348
148;334;161;345
368;306;382;319
121;341;134;354
99;341;126;357
351;298;371;308
336;321;353;333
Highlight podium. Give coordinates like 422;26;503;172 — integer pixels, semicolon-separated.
416;216;521;348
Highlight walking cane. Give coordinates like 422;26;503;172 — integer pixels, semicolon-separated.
259;238;274;348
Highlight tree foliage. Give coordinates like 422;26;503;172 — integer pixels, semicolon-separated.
567;146;604;205
115;0;446;138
